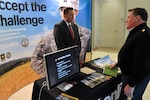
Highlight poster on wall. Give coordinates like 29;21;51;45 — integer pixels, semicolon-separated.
0;0;92;75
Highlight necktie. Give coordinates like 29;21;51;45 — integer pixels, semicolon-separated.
69;24;74;40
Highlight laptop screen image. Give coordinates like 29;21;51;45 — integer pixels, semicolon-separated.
44;45;80;90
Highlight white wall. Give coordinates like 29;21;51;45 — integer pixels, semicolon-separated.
92;0;126;50
92;0;150;50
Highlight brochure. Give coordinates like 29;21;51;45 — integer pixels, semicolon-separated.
93;55;116;68
80;72;112;88
103;66;118;77
55;93;79;100
93;55;119;77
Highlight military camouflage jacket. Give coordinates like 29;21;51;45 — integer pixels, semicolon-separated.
31;25;91;77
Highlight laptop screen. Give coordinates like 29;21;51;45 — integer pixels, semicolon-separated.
44;45;80;90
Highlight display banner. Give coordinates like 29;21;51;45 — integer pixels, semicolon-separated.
0;0;92;75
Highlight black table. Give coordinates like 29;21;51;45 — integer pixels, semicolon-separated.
32;57;122;100
32;72;121;100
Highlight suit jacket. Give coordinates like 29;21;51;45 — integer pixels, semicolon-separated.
53;20;81;52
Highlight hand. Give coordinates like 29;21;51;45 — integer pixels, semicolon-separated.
124;84;135;97
110;62;117;69
80;61;84;67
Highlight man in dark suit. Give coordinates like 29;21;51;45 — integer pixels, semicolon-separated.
53;7;81;53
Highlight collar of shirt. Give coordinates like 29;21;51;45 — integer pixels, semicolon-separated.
129;27;134;31
64;20;71;27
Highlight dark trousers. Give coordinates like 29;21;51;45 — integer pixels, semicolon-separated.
118;75;150;100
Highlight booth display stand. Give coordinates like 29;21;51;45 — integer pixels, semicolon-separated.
32;58;122;100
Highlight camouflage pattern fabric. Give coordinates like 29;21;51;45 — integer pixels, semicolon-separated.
31;25;91;77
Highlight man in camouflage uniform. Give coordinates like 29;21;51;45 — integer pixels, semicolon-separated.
31;0;91;77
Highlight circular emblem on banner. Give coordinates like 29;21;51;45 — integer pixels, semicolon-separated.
21;38;29;47
6;52;11;59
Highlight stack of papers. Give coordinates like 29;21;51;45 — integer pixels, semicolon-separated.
93;55;116;68
93;55;118;77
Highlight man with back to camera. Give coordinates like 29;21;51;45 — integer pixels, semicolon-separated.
111;7;150;100
31;0;91;78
